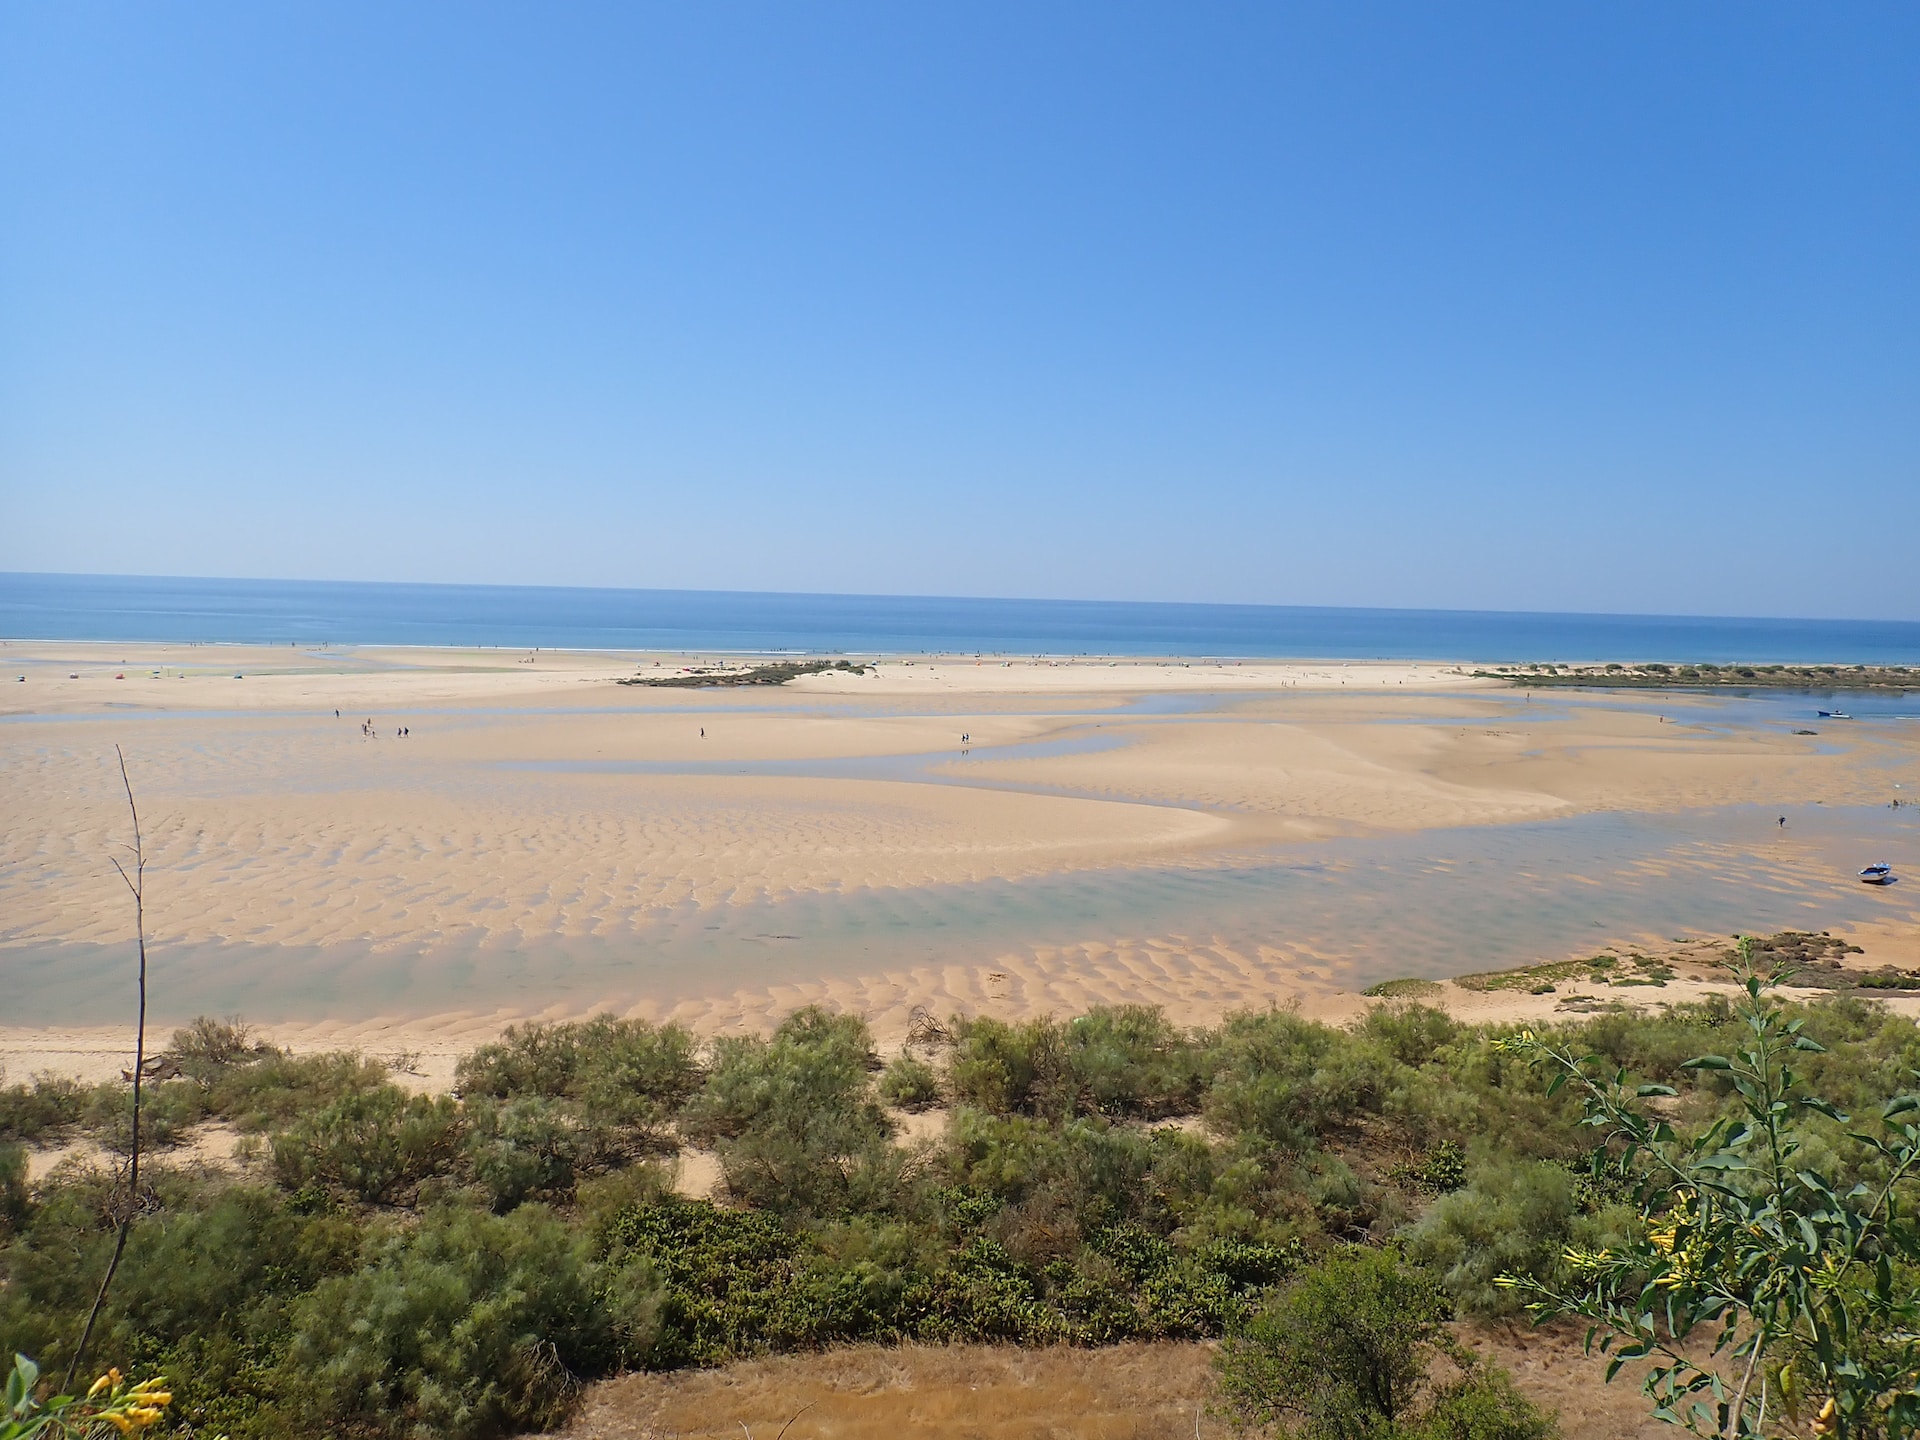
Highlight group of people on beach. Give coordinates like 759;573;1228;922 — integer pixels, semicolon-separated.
339;709;409;738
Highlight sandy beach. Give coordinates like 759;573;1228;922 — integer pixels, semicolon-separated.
4;638;1917;1080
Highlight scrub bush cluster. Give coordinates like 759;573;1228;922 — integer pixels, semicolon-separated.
4;990;1917;1439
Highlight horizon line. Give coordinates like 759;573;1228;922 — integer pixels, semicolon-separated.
6;569;1917;631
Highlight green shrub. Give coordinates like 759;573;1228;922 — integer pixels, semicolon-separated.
1214;1246;1558;1437
1494;959;1920;1437
0;1147;27;1236
0;1074;89;1145
946;1016;1069;1118
204;1049;395;1132
165;1016;281;1084
0;990;1906;1439
281;1203;611;1439
455;1015;700;1133
946;1006;1202;1120
1204;1010;1399;1150
1061;1005;1204;1118
1383;1030;1583;1160
94;1183;362;1348
878;1052;941;1111
601;1199;802;1367
1216;1246;1449;1433
1394;1139;1466;1194
1409;1361;1561;1440
1361;1002;1461;1067
0;1168;363;1428
271;1087;461;1204
946;1111;1159;1242
83;1077;205;1154
462;1096;583;1210
1404;1158;1622;1318
680;1008;895;1215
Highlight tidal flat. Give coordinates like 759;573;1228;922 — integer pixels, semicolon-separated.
3;640;1917;1071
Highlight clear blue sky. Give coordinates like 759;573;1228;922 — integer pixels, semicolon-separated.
3;4;1915;618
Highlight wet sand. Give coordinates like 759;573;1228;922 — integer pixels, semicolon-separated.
3;639;1916;1078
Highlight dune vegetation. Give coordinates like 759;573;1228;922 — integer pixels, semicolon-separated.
617;659;869;687
2;951;1916;1438
1474;661;1920;691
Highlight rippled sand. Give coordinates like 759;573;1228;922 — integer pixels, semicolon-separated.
3;639;1916;1072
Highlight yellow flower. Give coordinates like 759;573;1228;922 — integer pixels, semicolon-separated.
87;1373;113;1400
101;1415;135;1436
1559;1245;1612;1273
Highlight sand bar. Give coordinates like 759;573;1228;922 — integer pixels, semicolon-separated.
3;639;1916;1074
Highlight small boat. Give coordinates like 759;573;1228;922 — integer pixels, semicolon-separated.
1861;864;1898;886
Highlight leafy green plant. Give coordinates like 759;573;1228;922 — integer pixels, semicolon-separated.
600;1200;801;1367
82;1081;202;1156
280;1205;610;1440
455;1015;700;1135
877;1052;941;1111
1494;944;1920;1438
0;1078;89;1148
1406;1157;1628;1319
680;1008;895;1215
200;1049;396;1133
1;1356;175;1439
1203;1009;1395;1151
1217;1246;1448;1433
1406;1359;1560;1440
270;1087;461;1204
163;1018;279;1085
946;1007;1204;1121
1216;1247;1558;1439
947;1016;1070;1118
463;1097;582;1210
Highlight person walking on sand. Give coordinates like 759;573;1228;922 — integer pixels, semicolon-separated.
1779;815;1787;827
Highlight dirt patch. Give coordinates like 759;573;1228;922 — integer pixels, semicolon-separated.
672;1147;724;1202
539;1327;1672;1440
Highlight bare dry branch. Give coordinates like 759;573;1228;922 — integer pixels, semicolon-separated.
66;745;150;1391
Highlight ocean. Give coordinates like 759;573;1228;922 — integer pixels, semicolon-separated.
5;571;1920;663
